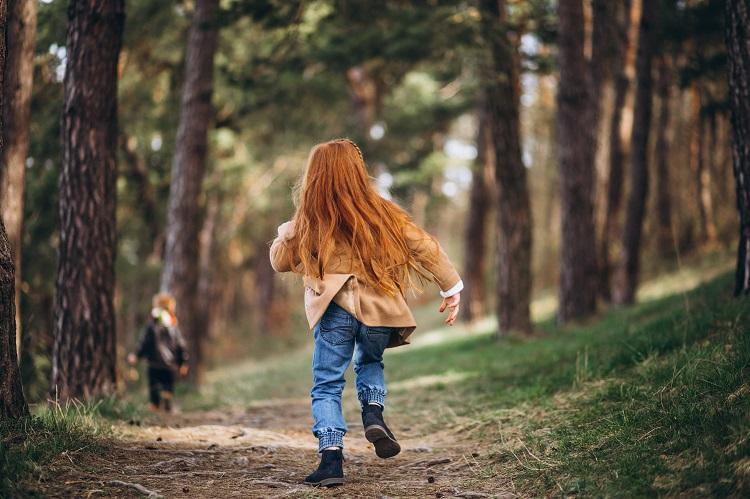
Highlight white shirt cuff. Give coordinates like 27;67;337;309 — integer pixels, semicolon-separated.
440;279;464;298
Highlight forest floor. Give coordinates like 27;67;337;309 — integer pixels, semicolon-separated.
40;400;504;498
7;252;750;498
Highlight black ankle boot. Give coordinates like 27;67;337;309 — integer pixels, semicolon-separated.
362;404;401;458
304;448;345;487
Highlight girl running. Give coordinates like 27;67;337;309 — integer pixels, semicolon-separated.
270;139;462;486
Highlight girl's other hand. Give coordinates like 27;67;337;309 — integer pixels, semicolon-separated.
439;293;460;326
277;221;294;240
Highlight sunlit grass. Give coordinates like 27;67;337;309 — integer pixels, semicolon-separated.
0;399;126;498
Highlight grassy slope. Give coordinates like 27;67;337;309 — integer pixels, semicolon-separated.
0;400;128;498
3;263;748;497
186;267;750;497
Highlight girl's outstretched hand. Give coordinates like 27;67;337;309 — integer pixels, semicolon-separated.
439;293;461;326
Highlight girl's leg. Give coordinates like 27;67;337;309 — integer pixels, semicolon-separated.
310;305;356;452
147;367;161;410
353;325;392;407
354;325;401;458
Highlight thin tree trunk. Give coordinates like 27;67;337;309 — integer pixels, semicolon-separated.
120;135;162;260
589;0;619;173
461;103;492;323
725;0;750;296
556;0;598;321
0;0;29;419
346;65;381;141
588;0;618;301
599;0;639;301
52;0;124;401
654;55;673;255
480;0;532;335
160;0;219;385
612;0;658;305
255;248;275;333
1;0;38;361
693;93;718;245
193;190;218;360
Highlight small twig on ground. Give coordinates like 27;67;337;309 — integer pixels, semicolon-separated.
269;487;307;498
107;480;163;498
243;479;291;488
425;458;452;467
401;457;452;469
452;488;491;498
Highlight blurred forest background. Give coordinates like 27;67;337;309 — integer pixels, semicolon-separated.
4;0;750;496
0;0;738;401
0;0;741;402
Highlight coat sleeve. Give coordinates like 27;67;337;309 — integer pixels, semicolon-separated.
404;223;463;296
269;221;299;273
135;325;153;359
173;326;189;366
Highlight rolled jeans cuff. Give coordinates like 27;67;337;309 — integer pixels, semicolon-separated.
316;430;345;452
358;387;385;407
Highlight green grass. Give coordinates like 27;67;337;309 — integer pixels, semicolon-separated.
384;273;750;497
0;397;142;498
4;264;746;497
185;269;750;496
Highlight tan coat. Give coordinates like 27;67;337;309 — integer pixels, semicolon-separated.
269;221;461;348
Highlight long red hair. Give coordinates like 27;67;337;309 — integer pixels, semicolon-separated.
289;139;433;296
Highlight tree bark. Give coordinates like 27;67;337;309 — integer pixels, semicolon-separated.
599;0;639;301
480;0;532;335
254;249;276;333
461;103;493;323
612;0;657;305
690;86;718;245
0;0;29;419
160;0;219;384
1;0;38;361
725;0;750;296
654;55;673;255
556;0;598;321
52;0;124;401
193;190;218;360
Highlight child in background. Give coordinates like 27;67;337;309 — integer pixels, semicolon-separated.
127;293;189;413
270;139;462;487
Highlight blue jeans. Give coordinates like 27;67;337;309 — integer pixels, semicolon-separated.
311;302;397;451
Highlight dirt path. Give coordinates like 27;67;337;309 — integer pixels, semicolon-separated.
37;398;513;498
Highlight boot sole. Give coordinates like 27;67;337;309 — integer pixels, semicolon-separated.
365;425;401;458
304;477;345;487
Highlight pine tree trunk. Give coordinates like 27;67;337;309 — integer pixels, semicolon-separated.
654;55;673;255
480;0;532;335
690;85;718;245
346;65;381;141
0;0;29;419
599;0;638;301
193;191;218;354
52;0;124;401
1;0;37;361
255;250;275;332
612;0;657;305
461;103;492;323
160;0;219;384
725;0;750;296
556;0;598;321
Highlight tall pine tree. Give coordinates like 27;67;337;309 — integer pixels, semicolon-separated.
52;0;124;400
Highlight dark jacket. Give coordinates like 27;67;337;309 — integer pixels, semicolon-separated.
135;314;188;371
